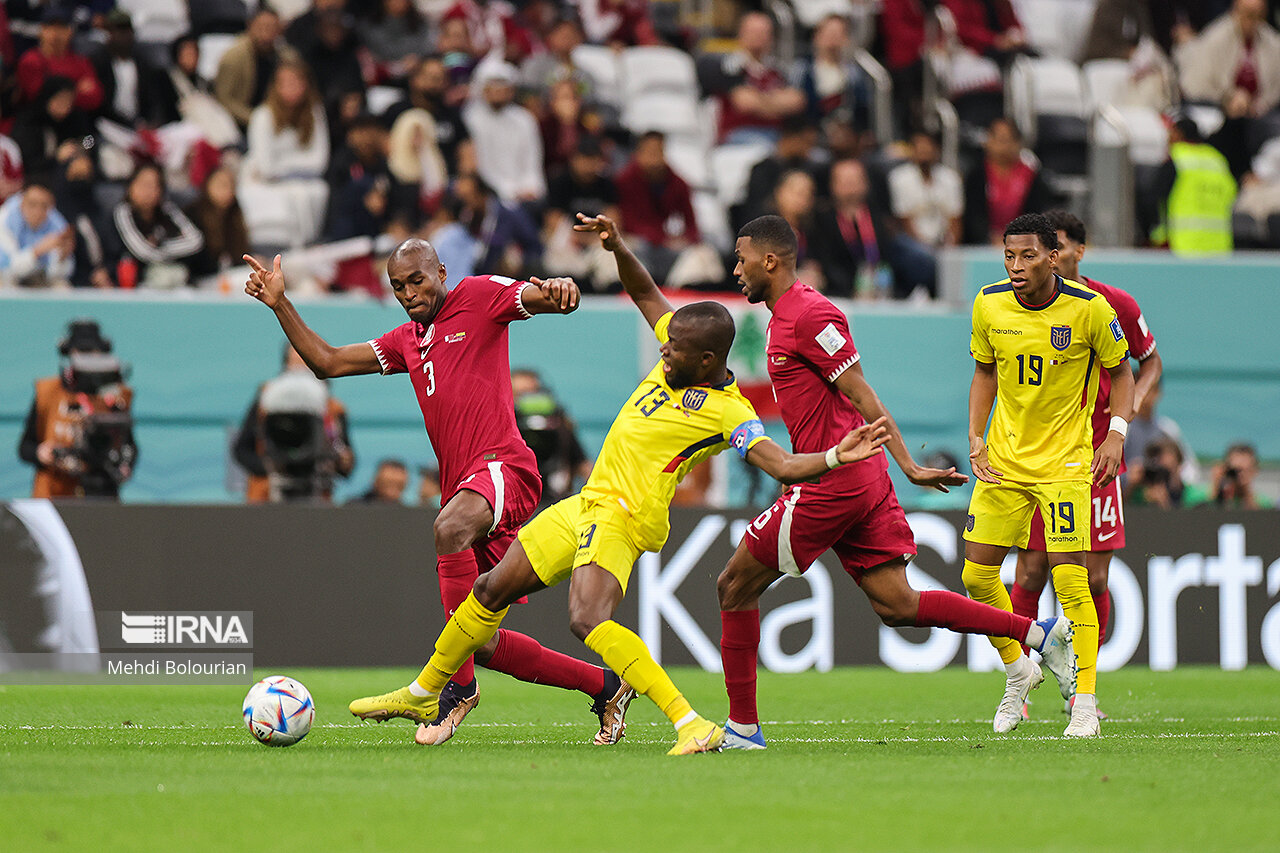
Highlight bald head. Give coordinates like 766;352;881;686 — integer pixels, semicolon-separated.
390;237;440;271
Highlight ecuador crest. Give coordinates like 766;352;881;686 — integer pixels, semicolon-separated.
1050;325;1072;351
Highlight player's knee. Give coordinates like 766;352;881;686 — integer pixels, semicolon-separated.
716;566;748;609
568;612;605;642
433;513;477;553
960;561;992;594
869;591;917;627
471;571;507;610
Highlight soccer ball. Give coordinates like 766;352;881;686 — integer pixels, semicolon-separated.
242;675;315;746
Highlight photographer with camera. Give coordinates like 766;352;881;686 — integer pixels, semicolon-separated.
1126;437;1208;509
18;319;137;498
1210;443;1274;509
232;344;354;503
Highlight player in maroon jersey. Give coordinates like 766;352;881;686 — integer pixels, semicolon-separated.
243;241;636;746
714;215;1076;749
1012;210;1162;718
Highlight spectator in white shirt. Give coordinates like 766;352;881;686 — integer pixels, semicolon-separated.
462;62;545;206
238;61;330;248
888;130;964;249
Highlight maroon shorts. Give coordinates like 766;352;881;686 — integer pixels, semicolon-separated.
450;460;542;572
1026;476;1124;552
743;471;916;583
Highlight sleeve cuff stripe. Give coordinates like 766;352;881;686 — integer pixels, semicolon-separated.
826;352;860;382
1136;340;1157;360
515;283;534;320
368;340;390;375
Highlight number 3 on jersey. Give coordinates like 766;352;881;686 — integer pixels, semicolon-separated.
635;386;669;416
423;360;435;395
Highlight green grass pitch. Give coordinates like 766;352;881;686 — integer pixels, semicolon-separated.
2;666;1278;852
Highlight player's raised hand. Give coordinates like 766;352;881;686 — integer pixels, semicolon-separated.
574;212;622;251
967;435;1002;485
530;276;581;313
835;416;890;464
1092;432;1124;486
243;253;285;308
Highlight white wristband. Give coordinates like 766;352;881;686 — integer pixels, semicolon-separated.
1109;416;1129;439
825;446;841;469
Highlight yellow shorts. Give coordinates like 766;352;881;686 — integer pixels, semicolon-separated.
517;494;644;594
965;479;1090;552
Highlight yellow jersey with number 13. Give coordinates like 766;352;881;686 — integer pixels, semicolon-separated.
581;312;769;550
970;276;1129;483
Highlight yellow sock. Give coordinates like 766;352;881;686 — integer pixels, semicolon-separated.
961;559;1023;665
1052;562;1098;694
415;593;509;694
584;620;694;727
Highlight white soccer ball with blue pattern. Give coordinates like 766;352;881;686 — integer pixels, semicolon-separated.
242;675;315;746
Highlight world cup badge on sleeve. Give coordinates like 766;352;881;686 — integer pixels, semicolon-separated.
1050;325;1072;351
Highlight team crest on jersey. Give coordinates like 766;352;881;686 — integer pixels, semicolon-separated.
422;324;436;346
1050;325;1071;351
682;389;708;410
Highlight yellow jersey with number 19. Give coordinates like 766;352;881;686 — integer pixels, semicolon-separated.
970;276;1129;483
581;311;769;550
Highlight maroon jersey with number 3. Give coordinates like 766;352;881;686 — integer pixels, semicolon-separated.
369;275;539;496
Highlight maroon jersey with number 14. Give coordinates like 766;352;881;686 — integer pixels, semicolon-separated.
369;274;539;497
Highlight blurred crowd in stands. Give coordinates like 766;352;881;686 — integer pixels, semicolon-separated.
0;0;1278;297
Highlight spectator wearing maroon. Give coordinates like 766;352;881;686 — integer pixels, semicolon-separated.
15;7;103;114
577;0;659;48
539;79;602;175
943;0;1030;66
443;0;536;65
708;12;805;146
962;117;1053;245
614;130;701;284
880;0;930;135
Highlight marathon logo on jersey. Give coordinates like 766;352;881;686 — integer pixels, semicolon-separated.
682;389;707;410
1110;317;1125;342
815;323;847;356
1050;325;1072;351
119;612;251;648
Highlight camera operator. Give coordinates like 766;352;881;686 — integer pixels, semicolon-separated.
18;319;137;498
1210;443;1274;509
233;344;354;503
1126;437;1208;509
511;368;591;507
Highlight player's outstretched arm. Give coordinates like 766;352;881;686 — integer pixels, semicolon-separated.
574;212;672;329
967;360;1002;484
835;363;969;492
521;276;581;315
243;253;381;378
1093;361;1135;486
746;418;890;484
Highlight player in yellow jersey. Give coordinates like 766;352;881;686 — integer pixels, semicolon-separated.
965;213;1134;738
349;213;890;754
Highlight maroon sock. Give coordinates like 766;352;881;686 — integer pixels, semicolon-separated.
484;629;606;697
1009;583;1042;655
914;589;1032;643
721;610;761;726
1095;589;1111;647
436;550;479;686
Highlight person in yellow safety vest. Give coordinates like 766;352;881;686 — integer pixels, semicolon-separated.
1153;118;1238;254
